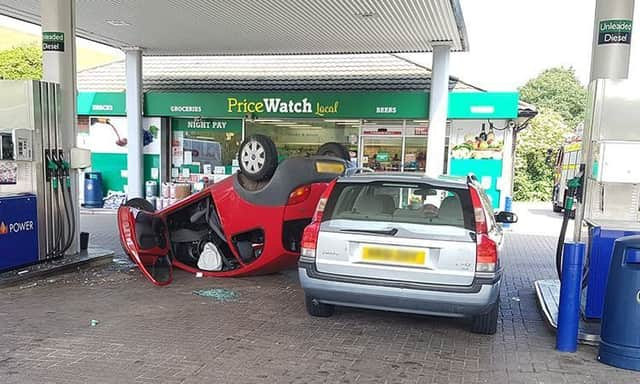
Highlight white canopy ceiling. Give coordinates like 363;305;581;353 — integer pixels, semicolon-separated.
0;0;468;55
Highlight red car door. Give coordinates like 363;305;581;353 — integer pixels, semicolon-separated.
118;206;173;286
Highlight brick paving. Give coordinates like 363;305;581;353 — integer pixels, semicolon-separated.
1;204;638;383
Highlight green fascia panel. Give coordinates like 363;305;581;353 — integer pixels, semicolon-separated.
449;158;503;209
144;154;160;182
78;90;520;120
448;92;519;119
90;153;126;193
90;153;159;193
77;92;126;116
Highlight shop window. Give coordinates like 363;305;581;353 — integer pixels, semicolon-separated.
170;118;242;180
245;120;359;161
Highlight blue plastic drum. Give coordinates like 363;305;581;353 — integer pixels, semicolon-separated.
598;235;640;371
84;172;104;208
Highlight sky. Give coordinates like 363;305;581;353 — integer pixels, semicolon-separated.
0;14;122;58
401;0;640;90
1;0;640;91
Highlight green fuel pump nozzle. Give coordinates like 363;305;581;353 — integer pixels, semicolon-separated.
556;171;584;280
564;174;583;211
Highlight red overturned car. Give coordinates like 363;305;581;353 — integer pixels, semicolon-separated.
118;134;352;285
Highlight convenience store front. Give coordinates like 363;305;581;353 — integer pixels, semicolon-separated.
77;90;521;208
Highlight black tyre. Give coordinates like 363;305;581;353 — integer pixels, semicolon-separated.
305;295;335;317
124;197;155;212
471;299;499;335
553;203;563;213
317;142;350;162
238;134;278;181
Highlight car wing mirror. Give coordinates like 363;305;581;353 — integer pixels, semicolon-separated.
495;211;518;224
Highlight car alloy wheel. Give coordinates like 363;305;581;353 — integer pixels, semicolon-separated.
241;139;265;174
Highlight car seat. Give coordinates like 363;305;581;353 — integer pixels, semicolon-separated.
375;195;396;214
437;196;464;226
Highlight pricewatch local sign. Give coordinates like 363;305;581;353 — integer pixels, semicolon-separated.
144;91;428;119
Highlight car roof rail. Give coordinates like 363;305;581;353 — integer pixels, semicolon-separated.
466;173;479;185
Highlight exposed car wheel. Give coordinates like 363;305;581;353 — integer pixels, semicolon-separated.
471;299;499;335
305;295;335;317
553;203;563;213
238;134;278;181
317;142;350;162
124;197;155;212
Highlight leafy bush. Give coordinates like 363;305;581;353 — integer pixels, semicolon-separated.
515;67;586;201
513;108;570;201
520;67;587;129
0;44;42;80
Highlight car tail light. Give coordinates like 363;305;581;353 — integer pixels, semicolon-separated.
469;186;497;272
300;179;337;259
469;186;487;234
287;185;312;205
476;234;497;272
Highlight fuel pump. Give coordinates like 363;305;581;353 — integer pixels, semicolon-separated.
535;79;640;342
0;80;89;271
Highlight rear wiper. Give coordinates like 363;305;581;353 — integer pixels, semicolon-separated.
340;228;399;236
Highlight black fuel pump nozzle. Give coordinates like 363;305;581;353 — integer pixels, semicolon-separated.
56;149;76;254
556;169;585;280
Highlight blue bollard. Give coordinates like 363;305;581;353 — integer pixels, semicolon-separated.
556;242;585;352
503;196;513;229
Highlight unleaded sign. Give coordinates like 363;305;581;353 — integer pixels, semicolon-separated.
42;31;65;52
598;19;633;45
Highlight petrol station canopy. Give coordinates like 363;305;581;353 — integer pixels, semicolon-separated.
0;0;468;55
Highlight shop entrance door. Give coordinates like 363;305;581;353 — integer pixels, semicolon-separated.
360;122;403;172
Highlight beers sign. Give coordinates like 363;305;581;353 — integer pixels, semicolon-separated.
598;19;633;45
42;31;65;52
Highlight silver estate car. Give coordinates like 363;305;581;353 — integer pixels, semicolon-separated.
298;173;517;334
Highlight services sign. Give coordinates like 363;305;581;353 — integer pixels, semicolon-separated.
77;92;126;116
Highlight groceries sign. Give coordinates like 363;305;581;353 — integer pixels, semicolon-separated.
598;19;633;45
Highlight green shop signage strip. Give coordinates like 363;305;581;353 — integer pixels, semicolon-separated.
77;91;519;119
145;91;428;119
598;19;633;45
42;31;65;52
171;117;242;132
77;92;126;116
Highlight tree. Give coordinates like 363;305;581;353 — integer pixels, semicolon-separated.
0;44;42;80
513;108;570;201
519;67;587;129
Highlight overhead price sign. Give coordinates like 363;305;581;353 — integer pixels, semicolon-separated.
598;19;633;45
42;31;65;52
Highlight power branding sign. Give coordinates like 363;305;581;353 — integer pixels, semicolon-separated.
598;19;633;45
42;31;65;52
0;195;39;270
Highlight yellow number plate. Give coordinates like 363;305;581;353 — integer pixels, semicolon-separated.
315;161;345;174
361;247;426;265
